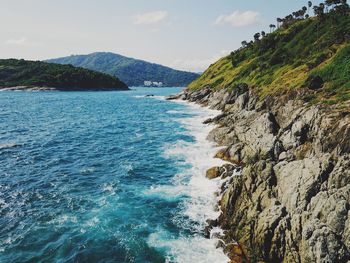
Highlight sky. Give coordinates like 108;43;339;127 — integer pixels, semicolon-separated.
0;0;322;72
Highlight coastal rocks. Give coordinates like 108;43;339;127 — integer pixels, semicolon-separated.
206;167;222;179
206;164;238;180
181;87;350;263
224;243;248;263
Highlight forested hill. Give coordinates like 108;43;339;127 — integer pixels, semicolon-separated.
0;59;129;91
189;1;350;105
46;52;199;87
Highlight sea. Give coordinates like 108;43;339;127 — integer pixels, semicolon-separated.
0;87;229;263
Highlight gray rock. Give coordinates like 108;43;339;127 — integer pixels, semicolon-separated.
177;87;350;263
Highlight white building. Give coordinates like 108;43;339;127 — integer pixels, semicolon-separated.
144;81;152;87
144;81;163;87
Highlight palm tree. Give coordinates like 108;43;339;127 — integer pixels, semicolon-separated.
254;32;261;42
277;18;282;28
269;24;276;33
301;7;307;18
261;31;266;37
308;1;313;15
241;41;248;48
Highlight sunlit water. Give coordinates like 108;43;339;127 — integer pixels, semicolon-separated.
0;87;228;263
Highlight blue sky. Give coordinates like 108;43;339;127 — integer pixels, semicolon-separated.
0;0;322;72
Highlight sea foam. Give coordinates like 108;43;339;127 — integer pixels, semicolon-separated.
147;99;230;262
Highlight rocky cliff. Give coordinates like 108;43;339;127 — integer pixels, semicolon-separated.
169;86;350;263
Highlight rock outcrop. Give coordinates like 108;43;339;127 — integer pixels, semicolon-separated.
171;88;350;263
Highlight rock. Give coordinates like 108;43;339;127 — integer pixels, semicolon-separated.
274;140;285;160
203;118;213;124
224;243;247;263
206;165;237;180
166;94;180;100
306;75;324;90
206;167;221;179
215;147;244;165
278;151;287;161
176;87;350;263
216;240;225;249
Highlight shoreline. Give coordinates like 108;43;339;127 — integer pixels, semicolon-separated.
169;97;242;262
168;87;350;262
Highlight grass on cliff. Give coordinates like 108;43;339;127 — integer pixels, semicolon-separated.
188;11;350;104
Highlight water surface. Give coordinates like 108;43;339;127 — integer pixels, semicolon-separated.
0;87;227;262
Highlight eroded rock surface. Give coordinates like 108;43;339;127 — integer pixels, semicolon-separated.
174;88;350;263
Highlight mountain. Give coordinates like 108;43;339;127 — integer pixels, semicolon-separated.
46;52;199;87
0;59;129;91
170;3;350;263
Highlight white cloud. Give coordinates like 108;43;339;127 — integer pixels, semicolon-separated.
133;11;168;25
5;37;42;47
170;50;230;72
5;37;28;45
214;10;260;27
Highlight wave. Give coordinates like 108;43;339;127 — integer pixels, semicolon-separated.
147;228;229;263
147;100;231;262
0;143;21;150
132;95;166;100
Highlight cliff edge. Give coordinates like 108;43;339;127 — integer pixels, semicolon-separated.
170;3;350;263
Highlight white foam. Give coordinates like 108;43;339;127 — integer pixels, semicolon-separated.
102;183;117;196
0;143;20;150
49;214;78;225
143;185;188;201
147;228;228;263
147;99;230;262
166;110;191;115
132;95;166;101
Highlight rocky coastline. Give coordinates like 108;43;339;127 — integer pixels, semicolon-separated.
168;86;350;263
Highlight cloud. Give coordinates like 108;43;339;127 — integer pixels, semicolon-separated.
170;50;230;72
5;37;29;45
133;11;168;25
5;37;42;47
214;10;260;27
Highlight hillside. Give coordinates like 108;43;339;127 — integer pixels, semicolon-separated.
189;9;350;105
0;59;128;91
171;3;350;263
46;52;199;87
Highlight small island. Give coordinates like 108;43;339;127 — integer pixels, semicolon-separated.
0;59;129;91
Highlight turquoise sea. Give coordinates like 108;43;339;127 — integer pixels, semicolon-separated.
0;87;228;263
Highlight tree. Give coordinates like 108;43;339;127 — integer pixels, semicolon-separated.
269;24;276;33
241;41;248;48
301;8;307;17
261;31;266;37
334;2;350;13
277;17;282;28
254;32;261;42
308;1;313;15
302;6;308;15
314;4;325;19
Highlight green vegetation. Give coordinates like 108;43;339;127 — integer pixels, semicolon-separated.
46;52;199;87
0;59;128;91
188;1;350;104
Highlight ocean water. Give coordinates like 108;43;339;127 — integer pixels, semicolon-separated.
0;87;229;263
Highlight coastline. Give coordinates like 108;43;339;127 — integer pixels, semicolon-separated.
168;87;350;262
168;97;241;262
